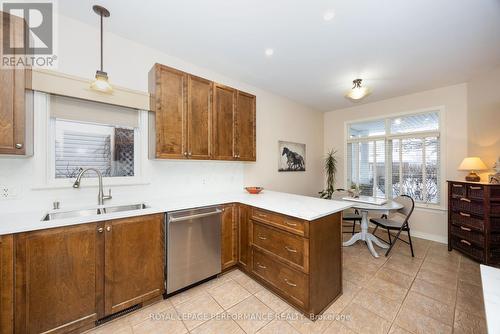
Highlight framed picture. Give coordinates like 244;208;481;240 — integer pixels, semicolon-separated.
278;141;306;172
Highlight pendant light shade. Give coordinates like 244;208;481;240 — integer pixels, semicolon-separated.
90;5;112;93
345;79;371;100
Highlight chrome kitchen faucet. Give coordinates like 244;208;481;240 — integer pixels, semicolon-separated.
72;168;112;205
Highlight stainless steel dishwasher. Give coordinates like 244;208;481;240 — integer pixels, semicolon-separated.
166;206;222;294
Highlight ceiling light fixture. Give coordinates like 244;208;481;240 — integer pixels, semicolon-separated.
90;5;112;93
345;79;371;101
265;48;274;56
323;11;335;21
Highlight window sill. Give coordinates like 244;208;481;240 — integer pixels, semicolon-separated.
414;203;446;212
32;177;150;190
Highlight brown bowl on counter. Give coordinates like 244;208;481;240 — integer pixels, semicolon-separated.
245;187;263;194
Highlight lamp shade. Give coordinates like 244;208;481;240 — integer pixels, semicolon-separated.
458;157;488;171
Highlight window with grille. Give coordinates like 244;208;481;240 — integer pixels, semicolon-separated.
50;95;139;180
346;111;441;204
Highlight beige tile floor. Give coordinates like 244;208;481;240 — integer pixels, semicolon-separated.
85;227;487;334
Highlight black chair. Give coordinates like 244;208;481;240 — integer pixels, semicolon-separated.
332;189;361;235
369;195;415;257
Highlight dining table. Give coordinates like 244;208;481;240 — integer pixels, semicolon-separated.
341;196;403;258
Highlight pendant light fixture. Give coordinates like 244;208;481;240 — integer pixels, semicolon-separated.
345;78;371;101
90;5;112;93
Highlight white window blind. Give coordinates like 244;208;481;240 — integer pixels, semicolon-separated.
347;111;441;205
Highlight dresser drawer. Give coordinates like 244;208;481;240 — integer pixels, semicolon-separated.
450;183;466;198
450;212;484;232
451;237;484;261
450;224;484;246
252;222;308;272
252;249;308;308
251;208;307;237
467;185;484;200
450;198;484;216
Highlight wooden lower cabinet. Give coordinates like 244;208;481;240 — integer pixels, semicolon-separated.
237;205;251;270
14;223;102;334
104;214;165;315
248;210;342;317
221;204;238;270
11;213;165;334
0;235;14;334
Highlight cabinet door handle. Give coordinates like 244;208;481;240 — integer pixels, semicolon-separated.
460;239;471;246
470;186;482;190
452;184;463;188
285;246;298;253
183;151;188;157
460;198;471;203
459;212;471;217
97;227;104;233
15;143;23;149
284;278;297;287
257;234;267;240
460;226;472;232
188;152;192;156
106;226;112;232
257;263;267;269
284;220;298;227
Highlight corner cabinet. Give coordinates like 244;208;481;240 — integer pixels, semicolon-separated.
12;214;165;334
221;204;238;270
0;12;32;156
0;235;14;334
149;63;255;161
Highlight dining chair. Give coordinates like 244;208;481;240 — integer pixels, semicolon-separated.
369;195;415;257
332;189;361;235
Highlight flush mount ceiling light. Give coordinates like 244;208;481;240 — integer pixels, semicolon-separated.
345;79;371;101
90;5;112;93
265;48;274;56
323;10;335;21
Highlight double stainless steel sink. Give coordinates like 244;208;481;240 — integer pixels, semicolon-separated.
42;203;148;221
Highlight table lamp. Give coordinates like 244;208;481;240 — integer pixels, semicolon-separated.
458;157;487;182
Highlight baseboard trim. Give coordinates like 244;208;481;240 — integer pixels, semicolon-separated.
411;230;447;244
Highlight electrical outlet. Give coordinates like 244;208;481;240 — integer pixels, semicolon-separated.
0;186;16;200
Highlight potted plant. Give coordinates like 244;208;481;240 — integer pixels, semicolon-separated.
319;150;338;199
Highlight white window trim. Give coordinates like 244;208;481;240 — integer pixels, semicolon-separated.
343;106;447;211
32;91;150;190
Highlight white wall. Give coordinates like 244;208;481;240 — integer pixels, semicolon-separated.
0;15;322;214
324;84;469;243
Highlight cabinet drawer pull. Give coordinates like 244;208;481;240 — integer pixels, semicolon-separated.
284;278;297;287
470;186;482;190
284;220;298;227
459;212;471;217
257;263;267;269
257;234;267;240
460;226;472;232
452;184;463;188
257;213;268;218
460;198;471;203
285;246;298;253
460;239;471;246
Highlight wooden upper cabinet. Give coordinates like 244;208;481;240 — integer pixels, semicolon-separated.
235;91;256;161
212;84;236;160
104;214;165;316
221;204;238;270
14;223;103;334
187;75;212;159
0;12;31;156
149;64;187;159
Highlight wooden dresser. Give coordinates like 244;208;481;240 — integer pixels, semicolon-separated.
447;180;500;265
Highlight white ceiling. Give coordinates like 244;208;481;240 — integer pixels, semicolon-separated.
59;0;500;111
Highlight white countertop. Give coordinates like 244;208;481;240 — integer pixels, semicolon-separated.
0;190;353;236
481;264;500;334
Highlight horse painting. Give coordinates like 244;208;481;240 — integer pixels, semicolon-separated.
278;141;306;171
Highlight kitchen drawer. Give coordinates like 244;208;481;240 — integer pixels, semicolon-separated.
450;198;484;216
252;222;308;272
251;208;307;237
451;237;484;261
450;212;484;232
450;224;484;246
450;183;466;198
467;185;484;200
490;233;500;245
252;249;308;309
